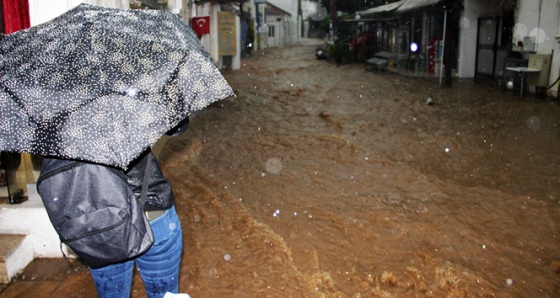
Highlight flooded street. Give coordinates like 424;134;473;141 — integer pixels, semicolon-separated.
153;39;560;297
6;39;558;298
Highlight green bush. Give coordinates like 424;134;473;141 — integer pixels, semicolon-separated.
326;38;351;65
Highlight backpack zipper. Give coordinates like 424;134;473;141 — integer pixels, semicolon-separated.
36;162;83;187
62;212;131;242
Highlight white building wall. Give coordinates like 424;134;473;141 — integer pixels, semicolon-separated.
194;3;240;70
268;0;298;45
457;0;500;78
514;0;559;96
459;0;560;96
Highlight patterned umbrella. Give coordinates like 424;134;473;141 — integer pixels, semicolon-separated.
0;4;234;169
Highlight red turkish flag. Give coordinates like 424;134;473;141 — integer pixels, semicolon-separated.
191;16;210;36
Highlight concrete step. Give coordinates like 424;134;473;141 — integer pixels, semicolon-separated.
0;234;33;283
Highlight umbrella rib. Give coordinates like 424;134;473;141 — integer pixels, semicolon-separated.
1;83;116;125
1;84;35;119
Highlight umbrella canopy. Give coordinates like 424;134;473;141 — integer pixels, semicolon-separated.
0;4;234;169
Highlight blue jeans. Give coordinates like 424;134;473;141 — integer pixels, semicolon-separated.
89;206;183;298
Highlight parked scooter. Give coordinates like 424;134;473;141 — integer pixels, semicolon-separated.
315;47;328;60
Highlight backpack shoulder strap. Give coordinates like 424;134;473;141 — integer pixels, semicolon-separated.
139;153;153;208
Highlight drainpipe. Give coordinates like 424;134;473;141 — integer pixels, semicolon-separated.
535;0;542;52
440;10;447;86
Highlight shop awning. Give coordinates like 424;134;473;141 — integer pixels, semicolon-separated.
397;0;444;12
356;0;406;16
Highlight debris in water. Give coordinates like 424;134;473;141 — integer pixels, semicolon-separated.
381;271;398;286
426;96;434;105
551;261;560;273
265;157;283;174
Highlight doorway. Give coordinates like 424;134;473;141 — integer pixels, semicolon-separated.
475;14;514;80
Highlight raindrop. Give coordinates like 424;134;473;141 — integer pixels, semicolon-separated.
526;116;541;131
52;197;59;202
445;147;450;153
209;267;218;276
506;278;513;286
310;6;327;21
224;254;231;261
459;17;470;28
529;27;546;44
506;80;515;90
265;157;283;174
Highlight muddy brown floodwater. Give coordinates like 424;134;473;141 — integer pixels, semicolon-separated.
153;39;560;297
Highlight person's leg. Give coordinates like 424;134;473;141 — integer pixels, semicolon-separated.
136;206;183;298
89;260;134;297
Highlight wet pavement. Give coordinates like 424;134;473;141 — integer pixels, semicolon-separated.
0;258;151;297
0;258;95;297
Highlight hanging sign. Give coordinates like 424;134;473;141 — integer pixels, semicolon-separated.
218;11;237;56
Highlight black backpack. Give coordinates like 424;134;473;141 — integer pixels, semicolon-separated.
37;158;154;268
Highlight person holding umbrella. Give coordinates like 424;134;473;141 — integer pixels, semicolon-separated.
81;118;190;297
0;4;234;297
43;148;185;297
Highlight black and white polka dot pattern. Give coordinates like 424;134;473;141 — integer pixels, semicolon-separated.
0;4;234;169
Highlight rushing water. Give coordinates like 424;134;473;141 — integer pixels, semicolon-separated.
154;40;560;297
